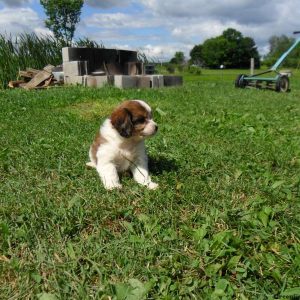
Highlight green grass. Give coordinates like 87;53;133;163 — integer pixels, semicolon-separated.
1;72;300;299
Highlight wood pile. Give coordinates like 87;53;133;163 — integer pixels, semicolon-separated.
8;65;63;90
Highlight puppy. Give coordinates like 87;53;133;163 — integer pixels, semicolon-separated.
86;100;158;190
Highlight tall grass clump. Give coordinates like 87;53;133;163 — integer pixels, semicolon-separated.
0;33;63;88
0;33;104;89
75;37;104;48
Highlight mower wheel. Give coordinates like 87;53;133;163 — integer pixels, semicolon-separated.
275;75;290;92
235;74;247;88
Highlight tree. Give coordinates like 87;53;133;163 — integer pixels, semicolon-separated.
40;0;84;45
170;51;185;64
201;36;229;68
268;35;293;56
222;28;242;42
190;28;260;68
190;44;203;65
238;37;260;67
263;35;300;68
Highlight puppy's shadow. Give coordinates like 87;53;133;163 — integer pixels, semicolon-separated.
148;154;179;175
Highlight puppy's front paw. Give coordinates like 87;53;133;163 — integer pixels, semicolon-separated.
147;182;159;190
104;182;122;190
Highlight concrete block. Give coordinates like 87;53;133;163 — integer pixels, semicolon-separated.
144;64;155;74
84;75;114;88
64;75;85;86
105;63;123;75
63;61;89;76
62;47;71;62
136;75;151;88
62;47;94;63
125;62;143;75
52;71;64;82
149;75;164;88
114;75;137;89
163;75;183;86
119;49;138;63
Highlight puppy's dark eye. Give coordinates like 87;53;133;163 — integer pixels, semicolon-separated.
133;117;145;124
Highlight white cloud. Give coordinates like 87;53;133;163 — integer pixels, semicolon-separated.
135;43;193;61
87;12;158;29
171;19;236;44
1;0;299;61
34;27;53;37
0;0;32;7
104;43;189;61
85;0;132;8
0;7;43;35
137;0;300;58
139;0;276;23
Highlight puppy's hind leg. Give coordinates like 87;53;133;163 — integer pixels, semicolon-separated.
86;147;97;168
86;161;96;168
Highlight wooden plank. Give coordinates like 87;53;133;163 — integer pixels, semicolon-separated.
22;65;55;89
43;64;55;73
26;67;40;74
19;70;36;79
18;65;56;89
19;68;41;79
8;80;26;88
42;75;54;87
23;70;52;90
19;82;28;88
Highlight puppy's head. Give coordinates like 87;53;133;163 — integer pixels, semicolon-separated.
110;100;158;138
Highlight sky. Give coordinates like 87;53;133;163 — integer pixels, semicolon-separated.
0;0;299;61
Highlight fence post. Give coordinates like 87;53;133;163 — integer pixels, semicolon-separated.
250;58;254;75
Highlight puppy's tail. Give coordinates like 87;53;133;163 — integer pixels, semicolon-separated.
86;161;96;168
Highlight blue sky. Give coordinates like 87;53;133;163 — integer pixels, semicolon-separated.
0;0;299;61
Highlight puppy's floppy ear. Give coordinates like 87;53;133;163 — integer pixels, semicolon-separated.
111;108;133;138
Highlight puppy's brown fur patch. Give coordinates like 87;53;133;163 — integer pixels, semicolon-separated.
110;101;149;137
91;132;107;164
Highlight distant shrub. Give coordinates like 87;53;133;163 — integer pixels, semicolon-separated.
177;64;184;72
166;63;175;74
263;56;299;68
188;65;202;75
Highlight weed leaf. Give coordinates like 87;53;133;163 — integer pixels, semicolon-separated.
281;287;300;296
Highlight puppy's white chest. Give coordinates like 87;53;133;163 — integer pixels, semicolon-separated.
114;149;136;171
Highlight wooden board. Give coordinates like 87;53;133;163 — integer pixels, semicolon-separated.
19;68;41;79
8;80;26;88
23;65;55;90
43;65;55;73
19;71;35;79
26;67;40;74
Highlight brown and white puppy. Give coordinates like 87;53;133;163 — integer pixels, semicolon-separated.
86;100;158;190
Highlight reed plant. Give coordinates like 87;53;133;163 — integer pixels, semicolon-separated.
0;33;103;89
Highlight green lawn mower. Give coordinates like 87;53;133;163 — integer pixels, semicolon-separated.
235;31;300;92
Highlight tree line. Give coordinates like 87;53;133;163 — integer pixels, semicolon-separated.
171;29;300;69
189;28;260;68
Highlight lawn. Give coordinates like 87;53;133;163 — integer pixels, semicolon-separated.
1;71;300;299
